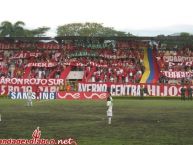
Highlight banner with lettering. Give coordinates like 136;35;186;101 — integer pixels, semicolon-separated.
10;52;42;59
168;62;193;67
0;42;60;50
0;78;64;86
8;92;107;100
163;56;193;62
0;78;64;95
1;78;193;97
161;71;193;78
63;61;128;68
9;92;56;100
26;62;57;67
78;82;193;97
0;84;60;95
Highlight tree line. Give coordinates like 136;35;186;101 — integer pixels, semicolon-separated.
0;21;49;37
0;21;191;37
0;21;133;37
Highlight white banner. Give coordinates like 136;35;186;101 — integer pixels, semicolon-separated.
168;61;193;67
0;61;5;66
161;71;193;78
27;62;57;67
11;52;42;59
66;71;84;79
163;56;193;62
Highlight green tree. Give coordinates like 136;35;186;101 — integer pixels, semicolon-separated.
57;22;133;36
29;27;50;37
0;21;50;37
0;21;26;37
180;32;190;37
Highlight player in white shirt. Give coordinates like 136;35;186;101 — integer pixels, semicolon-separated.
27;88;33;107
106;94;113;124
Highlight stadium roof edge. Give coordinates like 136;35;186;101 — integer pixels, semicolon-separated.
53;36;193;41
0;36;193;41
0;37;53;41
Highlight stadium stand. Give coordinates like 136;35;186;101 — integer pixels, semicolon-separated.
0;36;193;93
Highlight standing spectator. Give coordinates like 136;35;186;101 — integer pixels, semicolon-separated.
181;86;186;101
140;86;144;99
36;87;41;101
188;86;193;100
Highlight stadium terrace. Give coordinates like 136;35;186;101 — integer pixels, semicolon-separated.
0;36;192;97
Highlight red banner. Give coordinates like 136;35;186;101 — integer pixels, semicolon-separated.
8;91;107;100
0;84;60;95
0;80;193;97
57;92;108;100
0;78;64;85
78;82;193;97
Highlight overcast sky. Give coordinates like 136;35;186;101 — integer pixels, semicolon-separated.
0;0;193;36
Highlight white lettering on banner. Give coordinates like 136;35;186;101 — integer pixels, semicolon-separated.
9;92;56;100
78;83;107;92
169;62;193;67
0;85;60;95
0;78;64;85
185;61;193;66
148;85;156;96
10;92;36;100
1;83;193;97
111;85;140;96
77;83;193;97
27;62;57;67
168;86;178;96
161;71;193;78
0;42;60;50
131;85;136;96
163;56;193;62
156;85;160;96
41;92;56;100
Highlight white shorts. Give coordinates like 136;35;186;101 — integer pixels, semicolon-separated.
107;110;113;117
27;99;32;102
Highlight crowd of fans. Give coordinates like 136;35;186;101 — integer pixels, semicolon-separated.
157;47;193;85
0;49;64;79
0;39;193;86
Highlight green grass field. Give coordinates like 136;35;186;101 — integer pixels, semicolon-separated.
1;98;193;145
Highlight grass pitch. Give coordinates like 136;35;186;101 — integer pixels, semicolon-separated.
1;98;193;145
